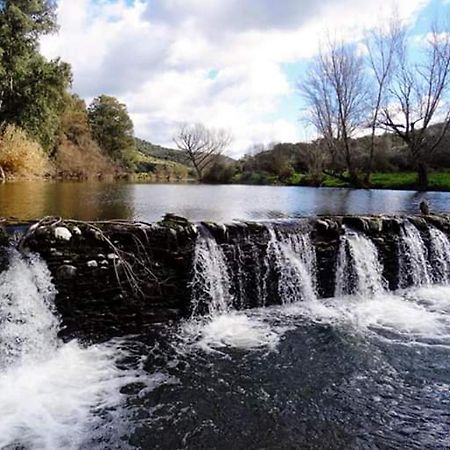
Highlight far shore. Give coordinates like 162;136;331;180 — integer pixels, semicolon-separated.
2;171;450;193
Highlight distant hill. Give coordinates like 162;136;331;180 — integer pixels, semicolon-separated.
135;137;236;167
135;138;191;166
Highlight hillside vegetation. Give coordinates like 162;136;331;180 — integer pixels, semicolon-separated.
133;139;193;181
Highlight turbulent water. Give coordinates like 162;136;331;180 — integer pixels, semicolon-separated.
3;222;450;448
398;221;432;288
335;230;385;297
0;252;145;450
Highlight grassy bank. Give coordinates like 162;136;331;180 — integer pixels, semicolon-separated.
232;170;450;191
319;172;450;191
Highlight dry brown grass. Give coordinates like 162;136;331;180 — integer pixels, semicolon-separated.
0;124;49;179
54;137;117;179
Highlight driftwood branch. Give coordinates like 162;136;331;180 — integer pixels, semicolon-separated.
18;217;162;297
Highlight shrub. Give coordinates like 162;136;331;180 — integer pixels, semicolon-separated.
54;138;116;180
0;124;49;179
54;95;117;179
202;161;236;183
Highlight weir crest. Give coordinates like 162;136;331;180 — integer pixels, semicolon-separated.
2;214;450;340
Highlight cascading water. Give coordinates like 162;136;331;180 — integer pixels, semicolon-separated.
335;230;385;297
186;223;317;351
190;225;233;316
264;226;317;304
0;251;58;368
0;251;141;450
398;221;431;288
428;226;450;284
5;218;450;448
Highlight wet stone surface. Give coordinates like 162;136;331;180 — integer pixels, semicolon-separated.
1;213;450;342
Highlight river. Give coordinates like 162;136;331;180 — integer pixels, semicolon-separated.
1;184;450;449
0;181;448;221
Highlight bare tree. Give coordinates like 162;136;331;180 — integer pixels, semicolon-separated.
378;19;450;188
173;123;232;180
300;38;369;185
365;17;402;182
298;140;328;184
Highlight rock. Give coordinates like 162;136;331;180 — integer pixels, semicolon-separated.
343;216;367;232
54;227;72;241
161;213;190;227
420;200;430;215
409;216;428;231
72;226;82;236
56;264;77;280
367;218;383;234
316;219;329;232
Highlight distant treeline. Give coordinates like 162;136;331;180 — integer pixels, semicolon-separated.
198;123;450;189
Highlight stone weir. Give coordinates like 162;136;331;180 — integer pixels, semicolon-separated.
2;213;450;342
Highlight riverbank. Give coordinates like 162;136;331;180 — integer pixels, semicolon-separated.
318;172;450;191
231;171;450;191
3;170;450;192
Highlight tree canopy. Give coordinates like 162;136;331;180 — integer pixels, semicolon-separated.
88;95;136;166
0;0;72;150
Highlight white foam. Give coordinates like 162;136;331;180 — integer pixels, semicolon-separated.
183;312;279;352
0;253;143;449
286;287;450;341
0;341;136;450
405;285;450;311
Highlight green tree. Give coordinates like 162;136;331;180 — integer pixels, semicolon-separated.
88;95;136;166
58;94;92;145
0;0;72;150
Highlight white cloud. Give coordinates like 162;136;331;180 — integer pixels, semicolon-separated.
41;0;430;156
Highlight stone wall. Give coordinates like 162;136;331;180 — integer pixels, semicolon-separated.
2;213;450;342
16;215;196;341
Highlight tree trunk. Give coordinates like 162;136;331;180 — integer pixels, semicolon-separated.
191;161;202;181
363;132;377;186
417;161;429;190
349;170;364;188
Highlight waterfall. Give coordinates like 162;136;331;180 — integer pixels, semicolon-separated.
190;226;233;316
335;230;385;297
264;226;317;304
428;226;450;284
0;251;58;368
188;220;450;311
190;224;317;316
0;251;139;449
398;222;431;288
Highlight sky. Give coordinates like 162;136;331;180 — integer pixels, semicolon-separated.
40;0;450;157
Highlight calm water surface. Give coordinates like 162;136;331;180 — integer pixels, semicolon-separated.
0;182;449;222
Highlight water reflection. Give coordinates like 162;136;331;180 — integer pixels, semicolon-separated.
0;182;134;221
0;182;447;222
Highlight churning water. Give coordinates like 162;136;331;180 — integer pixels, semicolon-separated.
0;253;147;450
3;221;450;448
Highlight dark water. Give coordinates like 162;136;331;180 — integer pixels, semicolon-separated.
0;181;448;221
93;293;450;450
